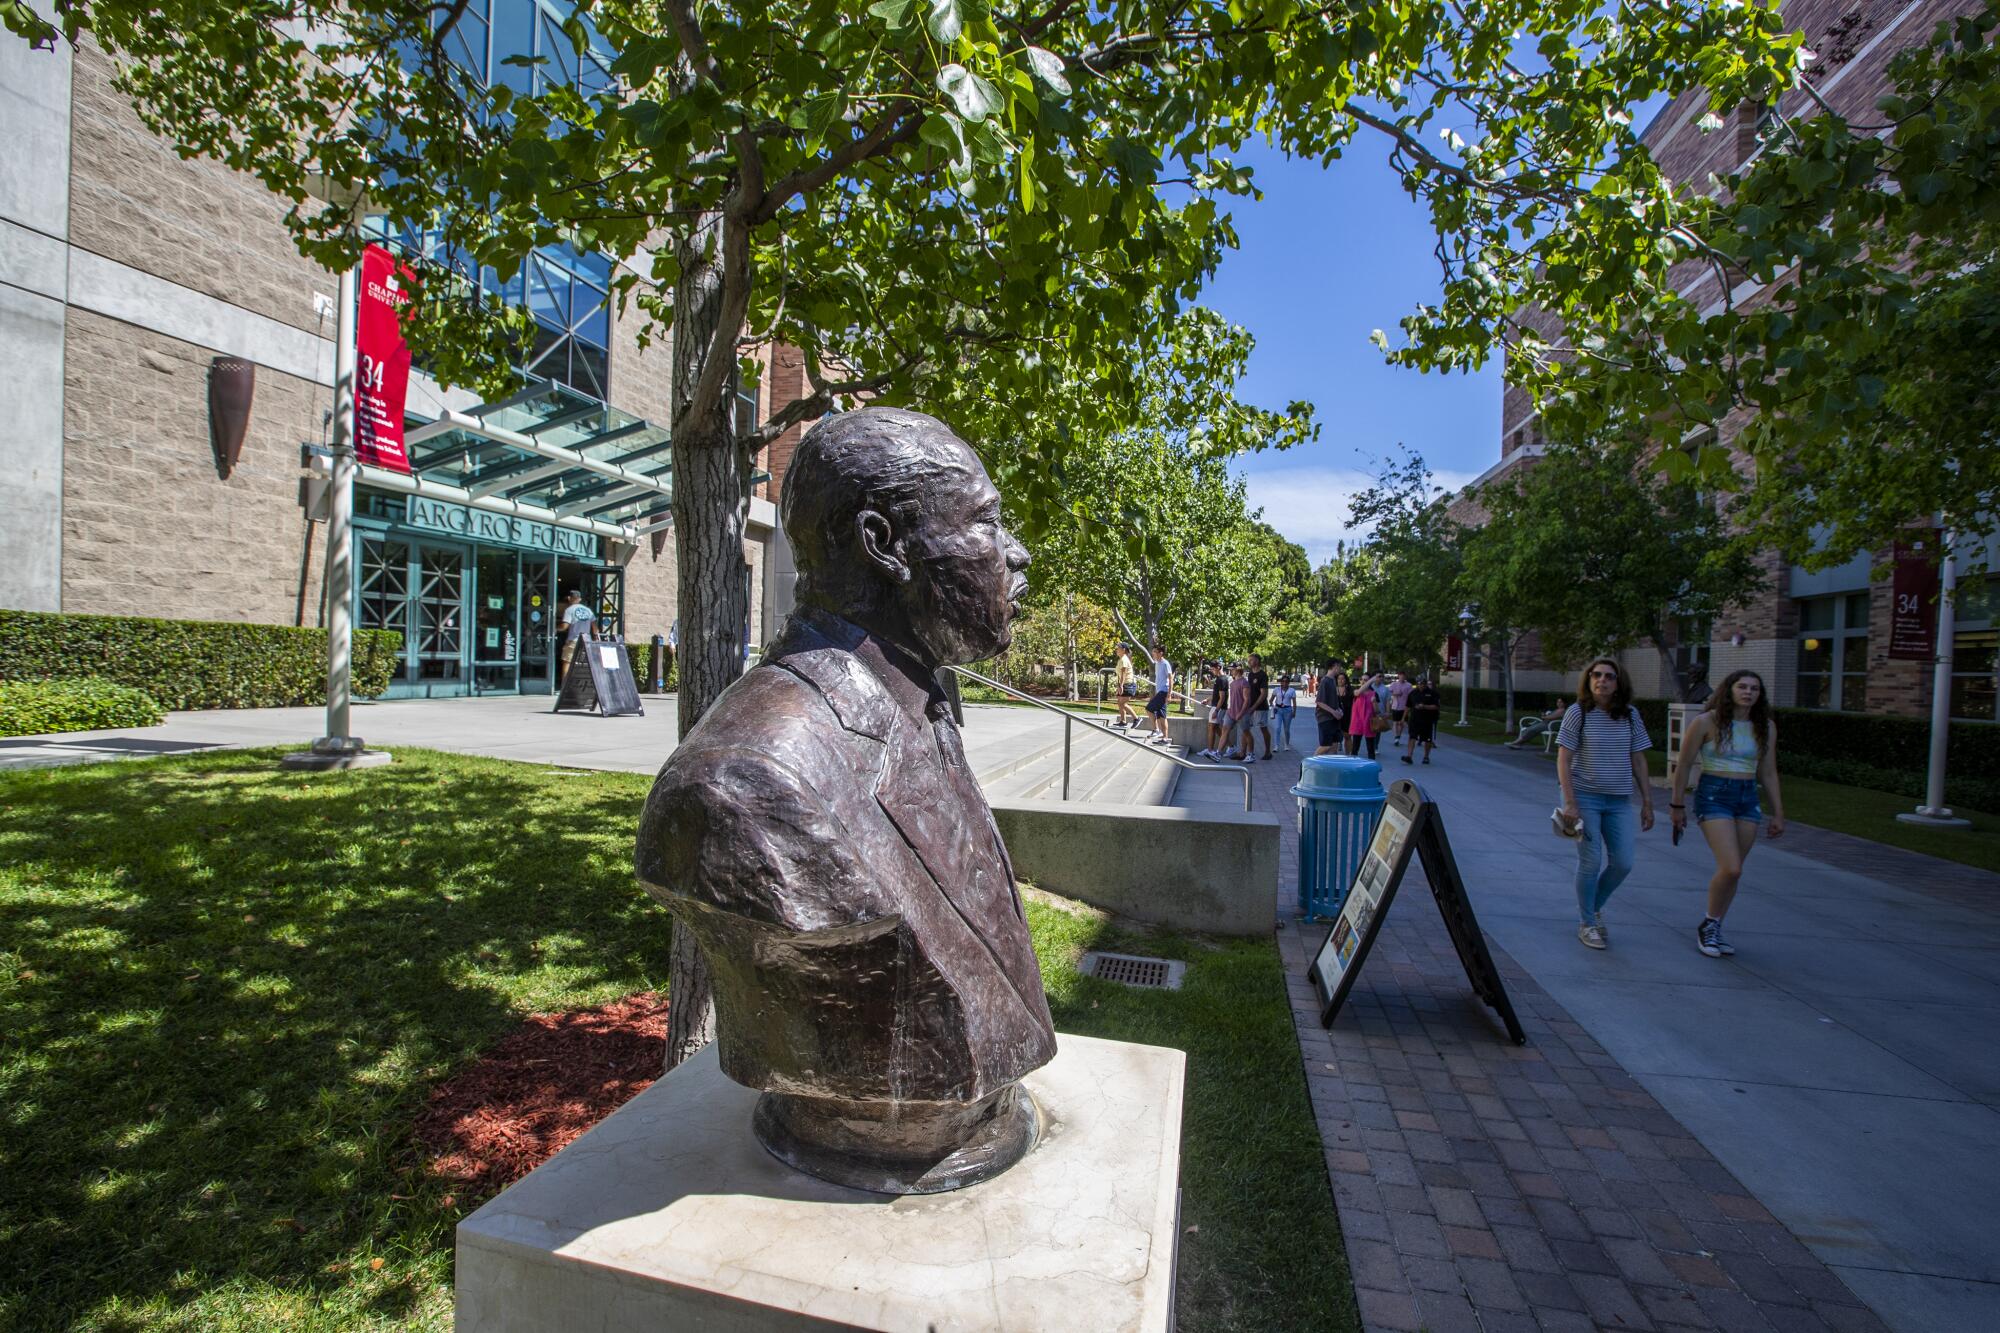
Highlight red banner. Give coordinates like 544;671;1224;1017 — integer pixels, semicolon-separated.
1889;530;1942;661
1445;635;1465;672
355;244;414;472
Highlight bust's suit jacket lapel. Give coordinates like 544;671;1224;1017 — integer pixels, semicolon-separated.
772;613;1048;1025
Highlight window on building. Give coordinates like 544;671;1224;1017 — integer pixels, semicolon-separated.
1796;591;1869;711
1953;577;2000;721
375;0;618;398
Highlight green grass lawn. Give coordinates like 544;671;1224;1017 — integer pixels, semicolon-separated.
0;749;1352;1332
1445;710;2000;874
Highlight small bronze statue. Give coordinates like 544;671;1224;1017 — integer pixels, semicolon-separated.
637;407;1055;1195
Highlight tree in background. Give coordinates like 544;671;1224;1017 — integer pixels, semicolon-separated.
996;588;1120;698
1458;439;1761;707
9;0;1808;1066
955;308;1313;667
1323;452;1465;678
1521;2;2000;571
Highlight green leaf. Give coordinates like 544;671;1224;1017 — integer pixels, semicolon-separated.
867;0;914;24
926;0;964;44
937;63;1002;122
801;93;844;149
1025;46;1070;98
919;111;973;175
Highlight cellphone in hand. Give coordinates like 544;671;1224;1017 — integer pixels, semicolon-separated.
1671;821;1683;846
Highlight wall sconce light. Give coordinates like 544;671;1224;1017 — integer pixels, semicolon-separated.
207;356;256;479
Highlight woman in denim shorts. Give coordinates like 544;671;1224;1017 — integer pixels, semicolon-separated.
1668;670;1787;959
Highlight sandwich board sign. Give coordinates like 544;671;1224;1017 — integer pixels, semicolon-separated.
554;636;645;717
1307;779;1525;1044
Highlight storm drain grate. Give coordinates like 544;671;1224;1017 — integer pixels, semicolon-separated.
1080;951;1186;991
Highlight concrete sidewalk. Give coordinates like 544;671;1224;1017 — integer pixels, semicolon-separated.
1255;718;1999;1332
0;694;1059;778
1406;736;2000;1331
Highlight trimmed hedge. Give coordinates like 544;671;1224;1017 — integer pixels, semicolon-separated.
0;610;401;710
624;642;679;693
1440;683;2000;812
0;678;166;736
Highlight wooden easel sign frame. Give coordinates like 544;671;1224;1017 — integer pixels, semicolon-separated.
1307;779;1526;1045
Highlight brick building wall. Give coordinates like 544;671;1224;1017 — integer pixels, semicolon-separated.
17;34;801;671
69;45;329;339
755;342;811;504
61;308;330;624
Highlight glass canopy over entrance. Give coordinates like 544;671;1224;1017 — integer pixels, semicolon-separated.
385;379;675;535
349;378;668;699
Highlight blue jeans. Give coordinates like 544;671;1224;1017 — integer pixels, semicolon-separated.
1273;705;1294;744
1573;790;1637;924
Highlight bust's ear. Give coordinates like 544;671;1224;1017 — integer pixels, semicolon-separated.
855;508;912;584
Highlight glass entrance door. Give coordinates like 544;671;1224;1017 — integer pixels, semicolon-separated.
359;536;415;692
413;544;468;694
473;549;520;694
358;536;470;697
519;555;557;694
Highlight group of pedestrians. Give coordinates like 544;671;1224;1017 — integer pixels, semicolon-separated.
1554;658;1786;960
1195;654;1294;763
1107;640;1788;965
1312;663;1442;764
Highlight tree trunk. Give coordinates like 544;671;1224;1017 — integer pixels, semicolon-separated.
1501;635;1518;735
1063;591;1078;699
662;210;753;1073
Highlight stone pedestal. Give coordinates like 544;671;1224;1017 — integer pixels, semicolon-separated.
455;1033;1185;1332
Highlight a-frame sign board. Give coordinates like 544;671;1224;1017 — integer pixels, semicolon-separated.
1307;779;1526;1044
553;635;645;717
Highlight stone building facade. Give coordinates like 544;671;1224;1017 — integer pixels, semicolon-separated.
1;28;814;698
1460;0;1999;721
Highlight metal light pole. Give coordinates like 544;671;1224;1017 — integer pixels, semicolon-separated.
1455;607;1475;727
1899;533;1968;827
285;189;390;771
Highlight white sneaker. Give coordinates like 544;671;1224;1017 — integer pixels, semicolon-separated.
1577;923;1607;950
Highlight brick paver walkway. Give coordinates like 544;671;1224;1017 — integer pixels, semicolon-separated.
1241;729;1891;1333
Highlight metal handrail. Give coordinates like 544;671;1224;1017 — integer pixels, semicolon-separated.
948;665;1252;812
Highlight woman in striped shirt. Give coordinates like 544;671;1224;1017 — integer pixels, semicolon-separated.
1556;658;1656;950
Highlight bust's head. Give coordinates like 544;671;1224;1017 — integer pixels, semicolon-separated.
782;407;1029;667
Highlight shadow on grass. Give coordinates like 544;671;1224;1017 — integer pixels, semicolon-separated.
0;748;667;1330
1026;899;1358;1333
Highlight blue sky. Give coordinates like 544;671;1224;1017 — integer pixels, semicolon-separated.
1202;140;1501;566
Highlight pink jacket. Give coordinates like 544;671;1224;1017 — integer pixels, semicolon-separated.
1348;687;1376;736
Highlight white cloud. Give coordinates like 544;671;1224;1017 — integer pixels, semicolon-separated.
1242;463;1479;567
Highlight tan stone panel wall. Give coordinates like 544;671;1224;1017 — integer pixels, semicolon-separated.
608;286;673;424
623;531;679;645
62;308;325;623
67;44;330;339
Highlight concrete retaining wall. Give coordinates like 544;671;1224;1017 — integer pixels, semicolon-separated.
990;798;1279;937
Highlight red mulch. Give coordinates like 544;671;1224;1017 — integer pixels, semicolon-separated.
413;991;669;1193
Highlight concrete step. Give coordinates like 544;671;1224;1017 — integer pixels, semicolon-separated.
978;723;1179;805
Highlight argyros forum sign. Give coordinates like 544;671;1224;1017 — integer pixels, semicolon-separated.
406;496;599;559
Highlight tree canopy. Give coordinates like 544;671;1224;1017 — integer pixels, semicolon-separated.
1519;1;2000;569
4;0;1811;1063
1458;438;1762;701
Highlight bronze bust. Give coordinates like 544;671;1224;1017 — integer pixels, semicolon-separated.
636;407;1056;1195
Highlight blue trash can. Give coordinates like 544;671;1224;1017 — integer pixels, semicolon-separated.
1291;756;1388;919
